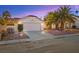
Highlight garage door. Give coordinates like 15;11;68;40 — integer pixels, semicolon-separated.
23;22;41;31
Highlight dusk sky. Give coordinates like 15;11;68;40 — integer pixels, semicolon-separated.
0;5;79;18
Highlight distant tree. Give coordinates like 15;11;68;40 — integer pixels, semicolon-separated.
0;11;12;25
2;11;11;20
0;16;4;25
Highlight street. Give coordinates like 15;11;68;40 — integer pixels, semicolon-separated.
0;33;79;52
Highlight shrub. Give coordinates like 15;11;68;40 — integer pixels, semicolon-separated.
18;24;23;32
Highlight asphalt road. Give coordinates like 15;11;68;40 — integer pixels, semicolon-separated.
0;34;79;53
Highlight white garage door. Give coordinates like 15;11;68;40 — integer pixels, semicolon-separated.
23;22;41;31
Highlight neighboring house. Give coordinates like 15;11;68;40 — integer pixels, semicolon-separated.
8;18;20;31
19;15;42;31
3;18;20;32
43;16;79;30
74;16;79;28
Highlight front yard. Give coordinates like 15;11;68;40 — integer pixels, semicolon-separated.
48;29;79;36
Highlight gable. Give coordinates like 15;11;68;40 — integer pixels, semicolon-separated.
20;15;42;23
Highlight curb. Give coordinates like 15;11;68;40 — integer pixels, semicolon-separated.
0;39;30;45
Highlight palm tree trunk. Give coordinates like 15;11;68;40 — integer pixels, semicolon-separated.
60;22;64;30
48;24;52;30
69;23;72;29
55;23;58;30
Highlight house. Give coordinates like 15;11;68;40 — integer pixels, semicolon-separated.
43;16;79;30
6;18;20;32
74;16;79;28
0;15;43;32
19;15;43;31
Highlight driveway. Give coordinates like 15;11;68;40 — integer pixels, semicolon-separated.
26;31;53;41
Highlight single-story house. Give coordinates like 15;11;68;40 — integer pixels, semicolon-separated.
19;15;43;31
43;16;79;30
74;16;79;28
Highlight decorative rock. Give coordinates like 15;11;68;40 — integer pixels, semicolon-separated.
0;28;29;41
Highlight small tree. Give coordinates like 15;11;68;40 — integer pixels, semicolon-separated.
17;24;23;32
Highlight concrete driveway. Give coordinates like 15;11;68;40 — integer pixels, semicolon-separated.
26;31;53;41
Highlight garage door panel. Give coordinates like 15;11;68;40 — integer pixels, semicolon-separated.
23;23;41;31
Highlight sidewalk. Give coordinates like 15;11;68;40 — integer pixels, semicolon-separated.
54;33;79;39
0;39;30;45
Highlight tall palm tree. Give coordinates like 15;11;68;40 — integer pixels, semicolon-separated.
44;6;77;30
56;6;77;30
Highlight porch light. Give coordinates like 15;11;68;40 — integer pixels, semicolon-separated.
41;23;44;26
18;21;22;24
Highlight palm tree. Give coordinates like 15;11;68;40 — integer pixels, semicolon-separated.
52;11;60;30
44;6;77;30
57;6;77;30
44;11;59;30
44;12;55;29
